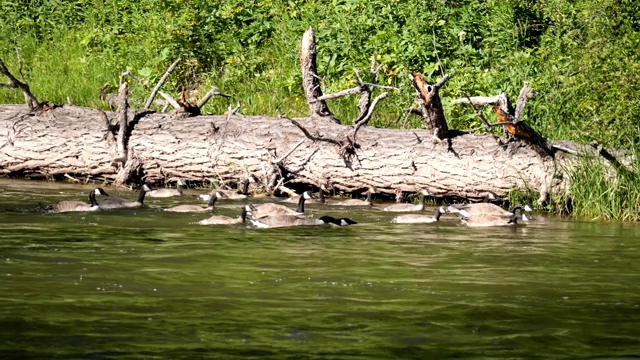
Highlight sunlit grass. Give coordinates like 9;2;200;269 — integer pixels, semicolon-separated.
567;152;640;221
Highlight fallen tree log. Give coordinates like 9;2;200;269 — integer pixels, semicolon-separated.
3;27;630;205
0;103;564;200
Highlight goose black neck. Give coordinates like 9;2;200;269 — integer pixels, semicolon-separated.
296;194;307;213
241;179;250;195
88;190;98;206
509;205;524;213
419;193;426;210
137;187;147;205
207;194;219;207
240;207;248;222
434;208;443;221
507;213;519;224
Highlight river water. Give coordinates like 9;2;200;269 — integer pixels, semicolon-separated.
0;179;639;359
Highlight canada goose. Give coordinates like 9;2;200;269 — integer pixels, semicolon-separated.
50;188;110;213
197;204;253;225
447;203;533;218
391;206;446;224
147;179;185;198
334;187;375;206
282;185;326;204
199;179;250;201
96;184;151;210
251;191;314;219
383;189;430;212
460;213;532;227
164;191;227;212
250;214;357;228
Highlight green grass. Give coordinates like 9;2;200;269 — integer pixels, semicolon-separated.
567;150;640;221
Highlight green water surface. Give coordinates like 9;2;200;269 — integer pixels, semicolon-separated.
1;180;639;359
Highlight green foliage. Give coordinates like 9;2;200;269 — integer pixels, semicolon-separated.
1;0;639;218
567;148;640;221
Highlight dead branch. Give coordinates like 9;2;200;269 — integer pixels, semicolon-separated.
453;93;510;113
551;144;578;155
272;138;307;164
312;86;363;102
226;103;241;121
0;57;40;108
300;27;337;122
411;72;450;140
355;57;376;122
590;141;633;175
452;95;502;106
114;81;129;164
283;116;342;146
461;91;496;135
119;71;146;88
196;87;231;109
145;58;181;109
353;92;389;131
158;91;181;110
515;81;538;119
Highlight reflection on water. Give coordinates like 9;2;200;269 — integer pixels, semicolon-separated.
1;179;640;359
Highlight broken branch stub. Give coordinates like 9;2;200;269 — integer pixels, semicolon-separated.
411;72;450;140
514;81;538;119
300;27;338;123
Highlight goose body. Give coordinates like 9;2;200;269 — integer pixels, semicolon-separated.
282;189;325;204
198;205;252;225
334;187;375;207
391;207;445;224
251;191;314;219
199;179;250;201
164;191;227;213
461;213;532;227
97;185;151;210
447;203;533;218
51;188;109;213
250;214;357;229
147;179;185;198
383;190;430;212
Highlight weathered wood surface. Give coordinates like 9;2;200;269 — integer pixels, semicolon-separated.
0;104;564;199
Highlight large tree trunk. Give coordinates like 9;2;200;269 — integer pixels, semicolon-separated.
0;104;565;200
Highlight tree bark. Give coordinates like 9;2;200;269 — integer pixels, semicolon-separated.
0;104;564;201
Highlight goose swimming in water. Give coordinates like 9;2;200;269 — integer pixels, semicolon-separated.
50;188;110;213
197;204;253;225
250;191;314;219
147;179;185;198
460;212;532;227
96;184;151;210
383;190;430;212
199;178;250;201
250;214;357;229
447;203;533;218
164;191;227;213
334;187;375;207
391;207;446;224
